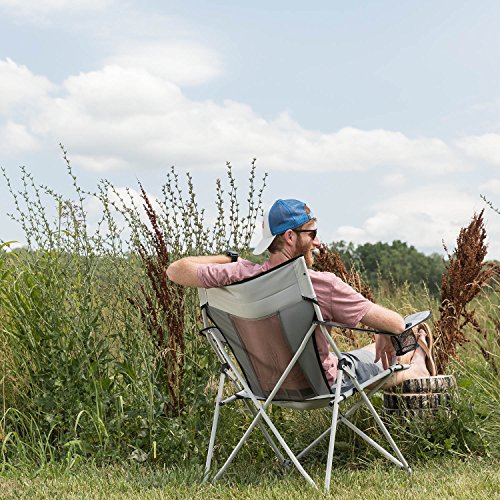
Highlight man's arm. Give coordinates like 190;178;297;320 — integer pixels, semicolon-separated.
361;304;406;370
166;255;234;287
361;304;405;334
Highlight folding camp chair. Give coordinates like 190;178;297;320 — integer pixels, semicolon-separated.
198;255;430;491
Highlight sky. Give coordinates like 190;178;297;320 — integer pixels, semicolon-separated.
1;0;500;258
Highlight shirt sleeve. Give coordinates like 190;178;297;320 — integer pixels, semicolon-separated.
310;271;373;327
197;260;262;288
197;263;235;288
330;277;373;326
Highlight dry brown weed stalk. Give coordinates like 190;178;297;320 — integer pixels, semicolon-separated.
128;184;186;415
434;210;499;373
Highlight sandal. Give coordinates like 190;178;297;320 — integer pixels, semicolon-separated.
415;323;437;377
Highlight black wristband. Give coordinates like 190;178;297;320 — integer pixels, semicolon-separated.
225;250;238;262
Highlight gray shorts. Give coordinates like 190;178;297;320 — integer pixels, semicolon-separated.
335;349;384;393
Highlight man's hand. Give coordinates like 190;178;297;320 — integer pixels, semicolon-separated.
361;303;405;370
374;334;396;370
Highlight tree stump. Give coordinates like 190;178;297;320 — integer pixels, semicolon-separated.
384;375;457;417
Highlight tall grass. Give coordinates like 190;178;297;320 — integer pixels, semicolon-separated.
0;153;268;469
0;166;155;466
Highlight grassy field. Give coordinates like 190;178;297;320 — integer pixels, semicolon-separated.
1;457;498;499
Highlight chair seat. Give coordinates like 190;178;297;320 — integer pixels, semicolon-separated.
234;389;334;409
232;363;410;409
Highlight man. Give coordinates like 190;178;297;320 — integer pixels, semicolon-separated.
166;198;435;389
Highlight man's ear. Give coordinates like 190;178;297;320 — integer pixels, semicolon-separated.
283;229;295;245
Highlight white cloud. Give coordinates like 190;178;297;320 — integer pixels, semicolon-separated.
13;60;468;175
0;121;41;154
0;58;55;113
0;53;478;177
382;173;405;187
61;65;184;119
107;42;222;86
335;185;497;256
456;133;500;166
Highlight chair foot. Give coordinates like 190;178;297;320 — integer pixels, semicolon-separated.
282;459;292;468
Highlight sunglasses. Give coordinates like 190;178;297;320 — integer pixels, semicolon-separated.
293;229;318;240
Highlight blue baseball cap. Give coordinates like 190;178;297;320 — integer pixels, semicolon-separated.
253;199;314;255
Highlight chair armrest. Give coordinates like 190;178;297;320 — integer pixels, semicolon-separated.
314;310;431;336
315;310;431;356
314;320;397;336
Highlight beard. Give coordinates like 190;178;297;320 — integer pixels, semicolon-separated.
294;239;314;268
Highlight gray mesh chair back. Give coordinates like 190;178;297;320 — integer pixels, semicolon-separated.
199;256;330;401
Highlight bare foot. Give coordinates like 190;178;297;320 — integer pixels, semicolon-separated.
383;327;430;389
415;323;437;376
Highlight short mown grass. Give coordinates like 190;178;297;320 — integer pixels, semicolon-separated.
1;457;498;499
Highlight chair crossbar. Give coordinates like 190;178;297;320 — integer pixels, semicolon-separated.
340;416;406;469
296;364;404;462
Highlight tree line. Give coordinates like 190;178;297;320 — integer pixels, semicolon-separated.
329;240;446;295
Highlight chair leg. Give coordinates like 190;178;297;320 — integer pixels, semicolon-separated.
324;370;344;492
334;371;410;471
356;389;410;470
297;372;400;468
204;372;226;480
213;404;317;489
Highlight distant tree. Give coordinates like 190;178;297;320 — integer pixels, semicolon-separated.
328;240;445;295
